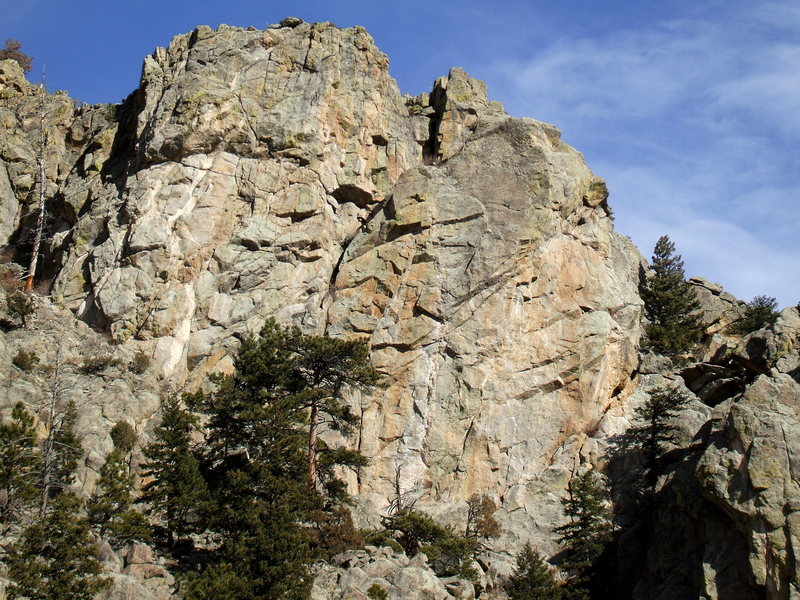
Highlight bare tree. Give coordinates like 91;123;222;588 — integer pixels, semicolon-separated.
24;79;47;293
386;461;417;516
38;347;80;516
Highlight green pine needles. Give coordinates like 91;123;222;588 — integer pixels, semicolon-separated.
507;543;561;600
640;235;703;359
6;493;110;600
141;320;380;600
729;295;779;335
628;385;689;491
555;471;613;600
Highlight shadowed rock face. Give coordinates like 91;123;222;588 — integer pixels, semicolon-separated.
2;18;797;600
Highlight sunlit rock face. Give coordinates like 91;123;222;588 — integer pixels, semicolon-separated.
1;19;642;537
5;16;800;600
2;17;650;592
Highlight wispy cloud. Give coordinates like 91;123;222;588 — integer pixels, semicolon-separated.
484;0;800;307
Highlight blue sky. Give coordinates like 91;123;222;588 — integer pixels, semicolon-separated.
4;0;798;307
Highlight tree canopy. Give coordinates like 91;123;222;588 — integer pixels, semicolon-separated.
729;295;779;335
640;235;703;359
0;39;32;73
555;471;612;600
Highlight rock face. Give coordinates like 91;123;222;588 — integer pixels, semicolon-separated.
0;19;642;552
1;18;797;600
604;305;800;600
311;546;474;600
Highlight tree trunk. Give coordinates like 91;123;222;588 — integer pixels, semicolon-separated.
308;400;319;493
24;83;46;293
39;347;63;516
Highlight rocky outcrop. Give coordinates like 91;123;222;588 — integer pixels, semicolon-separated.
0;19;643;560
617;306;800;600
312;546;475;600
2;16;797;600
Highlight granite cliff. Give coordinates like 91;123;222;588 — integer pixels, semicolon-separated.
0;18;797;600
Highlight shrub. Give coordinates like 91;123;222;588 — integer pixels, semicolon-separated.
466;493;500;540
6;292;34;328
79;354;120;374
110;421;137;454
12;349;39;372
0;39;32;73
367;584;388;600
363;528;404;554
308;505;364;559
729;295;779;335
130;351;151;374
383;509;479;583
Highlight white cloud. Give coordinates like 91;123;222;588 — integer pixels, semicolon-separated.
482;0;800;307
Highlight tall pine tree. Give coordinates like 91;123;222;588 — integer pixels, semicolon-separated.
0;402;40;527
139;395;207;547
281;324;380;494
555;471;612;600
628;385;689;492
640;235;703;359
87;446;151;549
507;543;562;600
6;492;109;600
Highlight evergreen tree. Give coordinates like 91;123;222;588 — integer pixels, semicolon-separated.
0;402;40;526
185;325;318;598
382;509;479;582
109;420;137;455
139;395;207;547
507;543;562;600
730;295;779;335
177;321;380;598
555;471;612;600
5;492;110;600
640;235;703;358
87;447;150;549
279;321;380;493
627;386;689;491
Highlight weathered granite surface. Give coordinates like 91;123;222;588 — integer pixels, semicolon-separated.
1;18;798;600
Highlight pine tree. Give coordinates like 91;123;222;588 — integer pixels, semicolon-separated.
6;492;110;600
507;543;562;600
730;295;779;335
283;325;380;494
0;402;40;526
87;447;150;549
139;395;207;547
640;235;703;358
627;385;689;491
555;471;612;600
177;322;380;598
